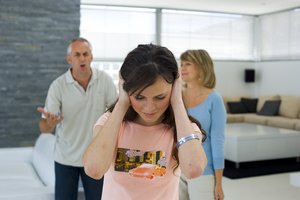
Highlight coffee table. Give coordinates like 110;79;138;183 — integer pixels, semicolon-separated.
290;172;300;188
225;123;300;168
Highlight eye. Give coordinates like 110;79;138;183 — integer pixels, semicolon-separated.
155;96;166;100
134;95;144;100
181;62;190;67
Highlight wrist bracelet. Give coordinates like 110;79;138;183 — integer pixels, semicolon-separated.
176;133;200;149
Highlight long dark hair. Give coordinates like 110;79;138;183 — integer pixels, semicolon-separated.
108;44;206;169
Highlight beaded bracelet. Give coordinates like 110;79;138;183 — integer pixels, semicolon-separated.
176;133;200;149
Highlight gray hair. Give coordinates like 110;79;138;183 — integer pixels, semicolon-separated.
67;37;92;55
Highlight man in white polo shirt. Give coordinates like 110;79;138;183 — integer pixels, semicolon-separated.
37;37;117;200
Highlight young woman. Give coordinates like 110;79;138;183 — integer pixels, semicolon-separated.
83;44;207;200
179;49;226;200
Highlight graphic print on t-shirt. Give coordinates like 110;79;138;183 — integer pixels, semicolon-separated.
115;148;167;180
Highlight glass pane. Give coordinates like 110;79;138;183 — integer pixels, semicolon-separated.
259;9;300;60
91;61;122;87
80;5;156;59
161;9;254;60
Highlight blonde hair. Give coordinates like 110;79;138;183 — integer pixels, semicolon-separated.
180;49;216;88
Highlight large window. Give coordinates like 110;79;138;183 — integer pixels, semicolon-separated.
81;5;255;62
91;61;122;86
259;9;300;60
161;9;255;60
80;5;260;84
80;5;156;60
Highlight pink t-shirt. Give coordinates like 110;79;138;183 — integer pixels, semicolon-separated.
95;112;181;200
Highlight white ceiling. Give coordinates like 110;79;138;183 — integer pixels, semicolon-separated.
81;0;300;15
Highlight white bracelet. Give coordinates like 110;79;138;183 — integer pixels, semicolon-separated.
176;134;200;149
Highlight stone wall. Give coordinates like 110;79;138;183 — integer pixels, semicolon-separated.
0;0;80;147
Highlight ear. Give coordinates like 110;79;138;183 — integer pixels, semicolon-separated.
66;55;71;65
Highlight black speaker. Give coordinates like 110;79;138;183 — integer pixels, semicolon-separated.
244;69;255;83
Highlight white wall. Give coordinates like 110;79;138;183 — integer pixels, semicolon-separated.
214;60;300;97
254;60;300;96
214;61;256;97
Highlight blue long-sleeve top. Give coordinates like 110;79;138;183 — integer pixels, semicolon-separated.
187;91;226;175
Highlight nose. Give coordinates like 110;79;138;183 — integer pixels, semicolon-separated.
79;55;85;61
180;67;185;74
180;65;185;71
143;100;156;112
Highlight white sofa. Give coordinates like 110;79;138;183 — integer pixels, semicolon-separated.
223;95;300;130
0;134;84;200
223;95;300;183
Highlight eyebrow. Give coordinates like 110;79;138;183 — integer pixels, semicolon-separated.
155;94;166;97
135;92;167;98
73;50;89;54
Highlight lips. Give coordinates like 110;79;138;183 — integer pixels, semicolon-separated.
143;113;156;118
181;73;188;77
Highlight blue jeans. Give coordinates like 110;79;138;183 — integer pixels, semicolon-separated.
55;161;103;200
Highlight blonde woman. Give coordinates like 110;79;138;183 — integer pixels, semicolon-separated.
179;50;226;200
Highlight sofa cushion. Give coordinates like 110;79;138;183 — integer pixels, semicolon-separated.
0;147;33;163
32;134;55;187
226;114;245;123
244;114;269;125
278;95;300;119
295;121;300;131
0;162;41;182
267;116;297;130
257;100;281;116
241;97;258;113
257;95;281;111
222;96;242;113
0;179;44;190
227;101;247;114
0;187;54;200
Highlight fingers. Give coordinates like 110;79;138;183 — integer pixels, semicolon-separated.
48;113;62;122
37;106;46;114
215;191;224;200
117;73;131;109
37;107;63;123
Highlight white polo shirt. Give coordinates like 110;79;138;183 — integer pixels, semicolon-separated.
43;67;117;166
